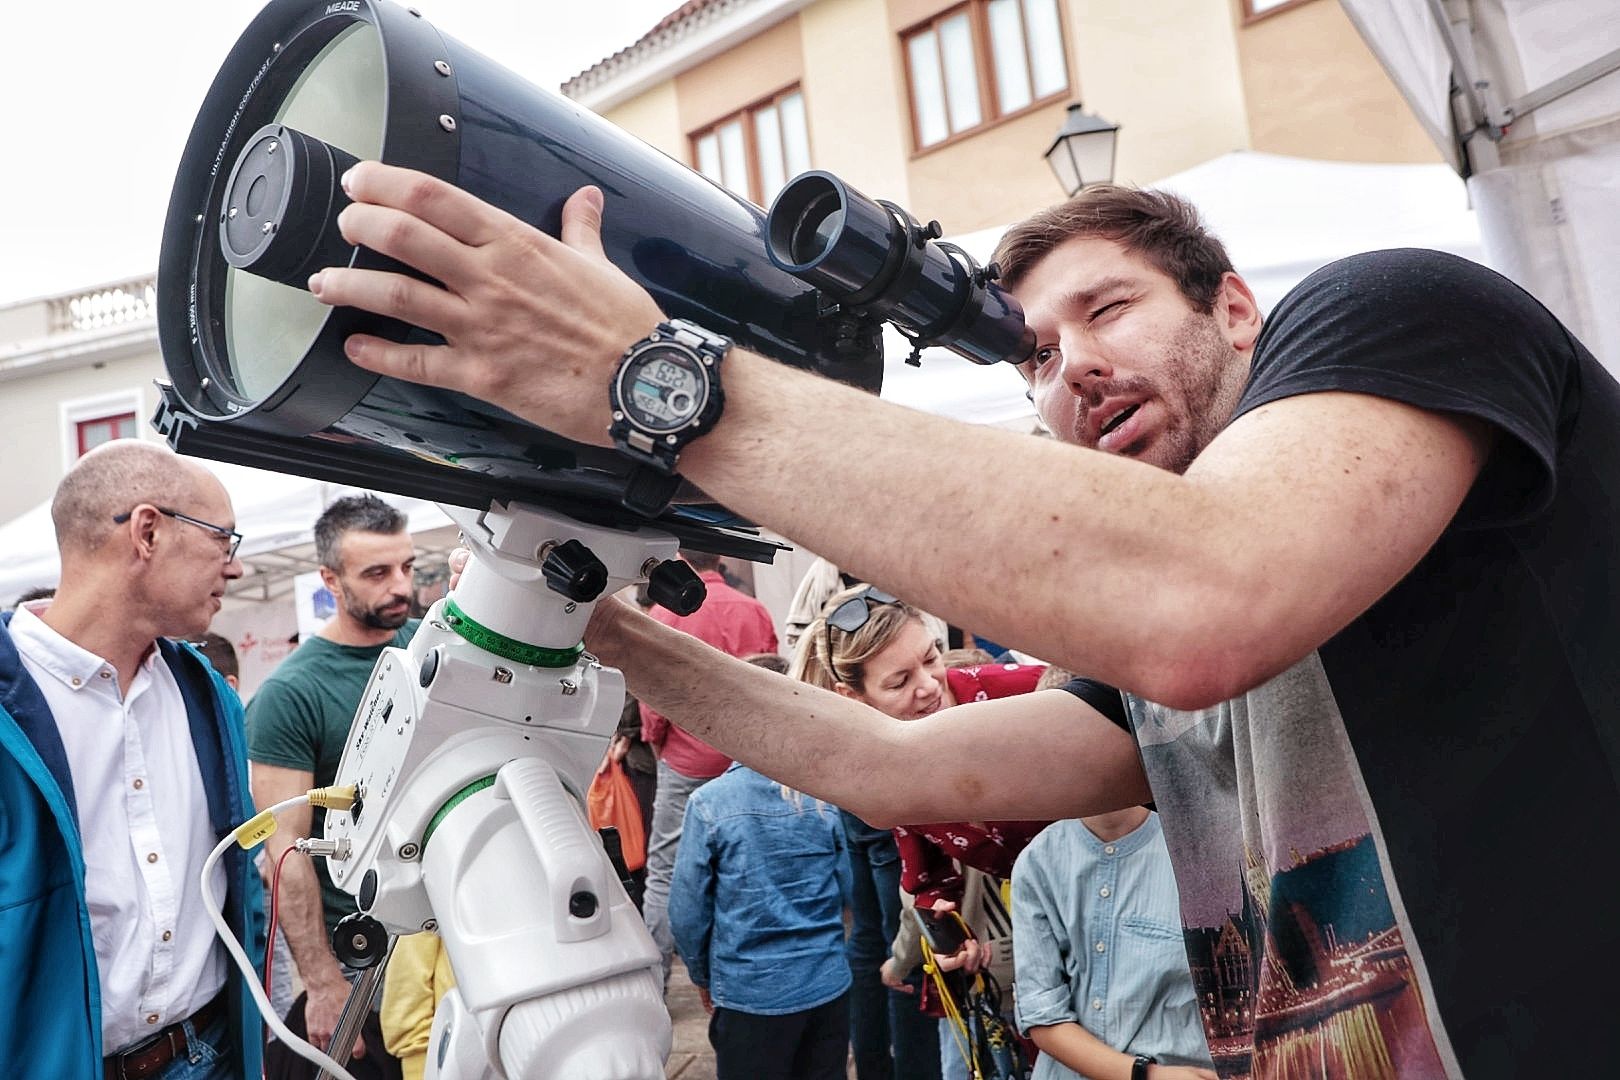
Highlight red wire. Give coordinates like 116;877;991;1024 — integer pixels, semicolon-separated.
265;845;299;1002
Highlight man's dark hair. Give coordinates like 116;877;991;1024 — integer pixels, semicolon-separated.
678;547;723;572
12;585;56;608
313;493;407;571
992;185;1235;312
192;631;239;681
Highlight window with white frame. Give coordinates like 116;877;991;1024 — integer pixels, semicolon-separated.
692;87;812;207
903;0;1069;150
61;389;144;469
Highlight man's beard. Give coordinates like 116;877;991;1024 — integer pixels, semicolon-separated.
349;593;411;630
1152;311;1245;475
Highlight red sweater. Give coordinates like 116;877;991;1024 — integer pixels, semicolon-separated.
639;570;779;779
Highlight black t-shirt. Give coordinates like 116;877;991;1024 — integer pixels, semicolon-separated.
1079;251;1619;1079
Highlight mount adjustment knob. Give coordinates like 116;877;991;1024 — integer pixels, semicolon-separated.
541;539;609;602
647;559;706;616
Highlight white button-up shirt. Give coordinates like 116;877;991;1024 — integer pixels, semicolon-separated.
10;605;227;1054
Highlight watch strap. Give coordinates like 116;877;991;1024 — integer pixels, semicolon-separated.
1130;1053;1157;1080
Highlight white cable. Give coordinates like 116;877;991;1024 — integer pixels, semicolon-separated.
201;793;360;1080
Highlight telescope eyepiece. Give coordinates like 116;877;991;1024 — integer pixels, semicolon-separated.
765;170;1033;367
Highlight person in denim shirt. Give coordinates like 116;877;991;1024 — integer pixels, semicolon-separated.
669;758;853;1080
1012;810;1215;1080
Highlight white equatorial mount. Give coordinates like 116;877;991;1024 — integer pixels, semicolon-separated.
321;499;706;1079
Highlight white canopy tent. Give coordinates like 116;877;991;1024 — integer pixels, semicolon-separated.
1340;0;1620;375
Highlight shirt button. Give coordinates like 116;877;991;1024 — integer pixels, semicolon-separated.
70;676;82;688
99;669;112;679
162;930;173;942
146;852;159;864
1091;998;1103;1011
133;778;145;790
1099;886;1111;898
146;1013;160;1025
1095;941;1106;954
1103;844;1117;855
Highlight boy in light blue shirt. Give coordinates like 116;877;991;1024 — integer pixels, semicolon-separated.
1012;809;1216;1080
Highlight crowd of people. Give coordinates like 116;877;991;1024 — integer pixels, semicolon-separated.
0;451;1218;1080
2;159;1615;1080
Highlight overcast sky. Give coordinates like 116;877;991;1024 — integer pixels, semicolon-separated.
0;0;678;306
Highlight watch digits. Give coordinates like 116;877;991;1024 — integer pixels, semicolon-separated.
608;318;729;476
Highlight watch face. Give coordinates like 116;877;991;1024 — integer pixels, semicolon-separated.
620;345;708;434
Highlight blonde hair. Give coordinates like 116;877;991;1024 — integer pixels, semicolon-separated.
787;583;929;694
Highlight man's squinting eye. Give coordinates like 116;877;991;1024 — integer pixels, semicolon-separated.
1091;299;1126;321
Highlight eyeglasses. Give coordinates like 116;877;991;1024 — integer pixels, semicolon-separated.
113;505;243;561
822;585;898;674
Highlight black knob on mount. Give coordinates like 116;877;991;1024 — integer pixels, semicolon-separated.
331;912;389;969
647;559;707;616
541;539;609;602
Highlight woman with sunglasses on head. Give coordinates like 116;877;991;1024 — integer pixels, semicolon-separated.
791;583;1050;1080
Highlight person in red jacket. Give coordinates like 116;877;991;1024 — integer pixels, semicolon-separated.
639;547;779;989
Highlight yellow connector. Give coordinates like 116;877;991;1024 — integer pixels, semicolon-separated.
234;810;277;850
308;784;359;811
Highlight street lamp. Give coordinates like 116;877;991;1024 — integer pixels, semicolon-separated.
1044;102;1120;196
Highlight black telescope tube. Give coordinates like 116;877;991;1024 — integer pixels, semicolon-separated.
766;170;1034;366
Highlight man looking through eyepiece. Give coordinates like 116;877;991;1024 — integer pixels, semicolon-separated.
307;162;1619;1078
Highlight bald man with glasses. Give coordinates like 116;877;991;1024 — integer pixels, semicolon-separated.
0;439;263;1080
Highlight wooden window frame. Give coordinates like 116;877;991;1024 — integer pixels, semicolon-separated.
900;0;1072;157
689;85;811;207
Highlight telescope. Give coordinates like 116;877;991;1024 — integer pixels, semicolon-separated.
157;1;1036;1077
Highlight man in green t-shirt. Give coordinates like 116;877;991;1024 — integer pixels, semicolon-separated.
248;494;419;1068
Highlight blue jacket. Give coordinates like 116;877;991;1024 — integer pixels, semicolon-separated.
669;763;852;1015
0;613;265;1078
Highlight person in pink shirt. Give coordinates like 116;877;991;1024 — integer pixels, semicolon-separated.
639;548;778;988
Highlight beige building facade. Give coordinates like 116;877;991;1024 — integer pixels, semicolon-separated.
566;0;1439;236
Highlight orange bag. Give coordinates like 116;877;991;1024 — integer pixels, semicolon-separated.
587;757;647;872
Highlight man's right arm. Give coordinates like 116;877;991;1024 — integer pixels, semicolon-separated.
318;164;1490;713
588;599;1150;826
252;762;364;1058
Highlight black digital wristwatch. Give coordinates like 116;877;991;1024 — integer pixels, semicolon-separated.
608;318;729;475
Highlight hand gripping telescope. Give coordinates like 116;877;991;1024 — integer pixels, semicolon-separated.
320;502;701;1079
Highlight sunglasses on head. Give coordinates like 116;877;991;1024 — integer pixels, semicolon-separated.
826;586;900;634
822;586;901;678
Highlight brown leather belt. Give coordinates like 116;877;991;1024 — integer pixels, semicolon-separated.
103;992;226;1080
